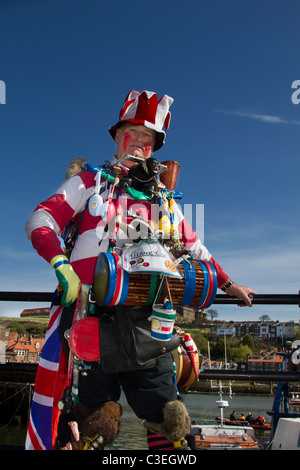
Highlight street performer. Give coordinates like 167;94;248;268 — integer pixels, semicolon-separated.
24;90;256;450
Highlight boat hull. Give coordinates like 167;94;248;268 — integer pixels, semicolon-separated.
191;424;260;450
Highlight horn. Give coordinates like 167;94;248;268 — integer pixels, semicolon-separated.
159;161;180;190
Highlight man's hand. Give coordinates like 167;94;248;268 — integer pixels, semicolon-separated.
225;282;257;307
50;255;80;307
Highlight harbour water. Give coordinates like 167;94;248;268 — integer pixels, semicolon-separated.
0;391;274;450
109;391;274;450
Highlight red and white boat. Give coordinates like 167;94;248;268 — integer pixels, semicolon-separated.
190;384;259;450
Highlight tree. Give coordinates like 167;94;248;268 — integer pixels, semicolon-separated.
9;321;27;335
241;334;254;350
213;337;232;361
230;344;253;362
259;314;272;322
206;309;218;321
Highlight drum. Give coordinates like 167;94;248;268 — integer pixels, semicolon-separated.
158;259;217;309
94;253;217;308
94;252;158;307
94;252;129;306
69;317;100;361
173;336;199;388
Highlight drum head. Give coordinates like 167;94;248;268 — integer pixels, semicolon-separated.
69;317;100;361
172;346;184;382
94;252;117;305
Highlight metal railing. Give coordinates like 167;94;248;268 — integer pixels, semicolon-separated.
0;291;300;306
1;290;299;383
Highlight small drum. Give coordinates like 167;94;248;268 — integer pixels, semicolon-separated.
173;336;199;388
69;317;100;361
94;252;217;309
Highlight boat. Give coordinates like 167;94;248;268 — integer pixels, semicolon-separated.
288;390;300;410
215;417;271;431
190;424;259;449
190;383;260;450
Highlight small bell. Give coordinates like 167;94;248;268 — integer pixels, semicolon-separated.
64;329;71;340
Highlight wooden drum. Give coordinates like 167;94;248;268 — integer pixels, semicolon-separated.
173;334;200;388
158;258;217;309
94;253;217;309
94;252;158;307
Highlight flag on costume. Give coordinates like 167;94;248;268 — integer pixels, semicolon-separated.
25;304;68;450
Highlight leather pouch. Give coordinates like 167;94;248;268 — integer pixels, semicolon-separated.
98;306;180;374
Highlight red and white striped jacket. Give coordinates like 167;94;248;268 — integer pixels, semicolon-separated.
25;162;229;287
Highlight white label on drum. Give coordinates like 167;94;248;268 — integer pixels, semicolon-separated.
121;240;182;278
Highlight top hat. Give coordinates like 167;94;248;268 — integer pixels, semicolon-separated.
109;90;173;151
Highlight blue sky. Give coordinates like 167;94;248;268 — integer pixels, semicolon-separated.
0;0;299;322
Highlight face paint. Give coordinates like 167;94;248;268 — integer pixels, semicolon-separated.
122;132;132;153
144;143;152;159
122;131;152;159
116;125;155;165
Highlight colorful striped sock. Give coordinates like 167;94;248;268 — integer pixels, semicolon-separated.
147;432;174;450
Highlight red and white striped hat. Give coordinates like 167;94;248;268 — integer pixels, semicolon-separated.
109;90;174;151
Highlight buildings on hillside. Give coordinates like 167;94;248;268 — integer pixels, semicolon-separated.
1;307;298;365
0;325;44;363
20;308;50;317
212;321;295;341
200;349;286;372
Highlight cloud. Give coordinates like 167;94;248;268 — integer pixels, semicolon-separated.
215;109;300;126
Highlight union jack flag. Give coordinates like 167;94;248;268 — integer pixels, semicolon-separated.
25;304;68;450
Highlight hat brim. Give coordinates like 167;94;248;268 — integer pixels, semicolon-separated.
109;120;165;152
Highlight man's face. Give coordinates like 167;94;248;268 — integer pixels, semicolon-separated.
115;124;155;168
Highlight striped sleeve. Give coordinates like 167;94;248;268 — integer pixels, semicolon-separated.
25;172;94;263
173;201;229;287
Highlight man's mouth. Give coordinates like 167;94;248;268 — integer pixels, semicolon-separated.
130;146;144;156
